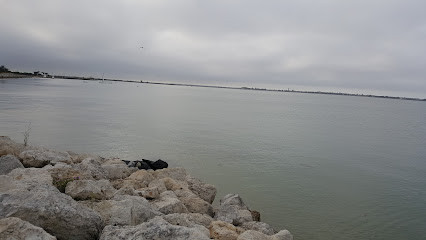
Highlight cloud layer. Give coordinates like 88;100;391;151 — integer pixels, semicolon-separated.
1;0;425;97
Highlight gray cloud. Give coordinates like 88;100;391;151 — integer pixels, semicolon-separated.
1;0;425;97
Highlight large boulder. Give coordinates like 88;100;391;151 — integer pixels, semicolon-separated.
174;189;214;217
100;216;210;240
0;136;25;157
186;176;217;204
148;178;168;193
152;167;188;181
0;154;24;175
215;194;254;226
7;167;53;187
127;170;155;186
237;230;293;240
209;220;245;240
152;191;189;214
19;148;72;167
0;168;52;193
102;164;137;180
0;217;57;240
161;177;188;191
75;158;108;180
65;179;116;200
47;165;92;192
82;195;162;226
241;221;276;235
162;213;213;228
0;184;103;240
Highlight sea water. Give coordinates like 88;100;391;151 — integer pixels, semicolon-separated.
1;78;425;239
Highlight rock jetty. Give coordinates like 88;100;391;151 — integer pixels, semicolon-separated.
0;136;293;240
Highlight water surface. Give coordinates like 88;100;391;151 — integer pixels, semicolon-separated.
1;78;425;239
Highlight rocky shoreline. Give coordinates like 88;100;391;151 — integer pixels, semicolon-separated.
0;136;292;240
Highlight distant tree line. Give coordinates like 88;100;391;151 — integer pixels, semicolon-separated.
0;65;10;73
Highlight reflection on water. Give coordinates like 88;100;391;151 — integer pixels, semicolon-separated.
1;78;426;240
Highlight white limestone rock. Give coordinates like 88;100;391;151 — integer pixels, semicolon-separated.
19;148;72;167
100;216;210;240
0;154;24;175
82;195;162;226
0;184;103;240
152;167;188;181
241;221;276;235
0;217;57;240
65;179;116;200
162;213;214;228
152;191;189;214
215;194;254;226
237;230;293;240
186;176;217;204
209;220;245;240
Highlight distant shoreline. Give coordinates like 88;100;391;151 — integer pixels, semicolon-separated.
3;74;425;102
60;75;426;102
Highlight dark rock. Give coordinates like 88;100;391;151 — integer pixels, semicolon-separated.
142;159;168;170
250;210;261;221
136;161;152;170
152;159;168;170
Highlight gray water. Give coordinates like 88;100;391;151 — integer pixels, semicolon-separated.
1;78;425;240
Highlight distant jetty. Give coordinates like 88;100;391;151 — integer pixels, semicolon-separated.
54;75;426;102
2;69;424;102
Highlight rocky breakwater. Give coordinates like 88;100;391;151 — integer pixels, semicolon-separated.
0;136;293;240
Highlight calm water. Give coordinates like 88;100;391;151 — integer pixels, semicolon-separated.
1;78;425;239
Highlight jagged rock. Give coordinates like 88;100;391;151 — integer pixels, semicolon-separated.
216;194;253;226
100;216;210;240
209;220;245;240
0;136;25;157
0;217;57;240
113;185;137;196
0;184;103;240
0;168;52;193
82;195;162;226
237;230;293;240
111;178;147;191
162;213;213;228
7;167;53;187
127;170;155;185
148;179;168;193
187;176;217;204
161;177;188;191
175;189;214;217
102;164;138;180
0;154;24;175
241;221;276;235
68;151;103;164
75;157;108;180
152;167;188;181
19;148;72;167
272;230;293;240
152;191;189;214
103;158;127;165
220;194;249;209
135;186;160;200
65;179;116;200
47;165;92;192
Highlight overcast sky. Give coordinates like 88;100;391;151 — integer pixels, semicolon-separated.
1;0;425;97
